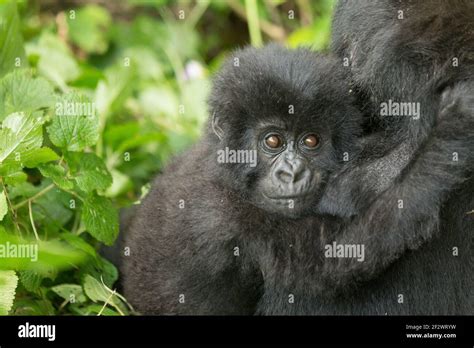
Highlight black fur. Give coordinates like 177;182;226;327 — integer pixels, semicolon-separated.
118;1;474;315
120;46;362;314
300;0;474;314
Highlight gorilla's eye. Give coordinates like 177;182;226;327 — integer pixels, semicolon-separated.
302;134;319;149
264;133;283;150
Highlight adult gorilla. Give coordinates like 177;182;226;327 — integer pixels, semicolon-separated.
294;0;474;314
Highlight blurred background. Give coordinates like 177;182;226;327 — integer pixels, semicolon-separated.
0;0;334;315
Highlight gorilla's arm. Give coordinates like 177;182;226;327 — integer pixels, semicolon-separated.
317;81;474;290
312;0;474;292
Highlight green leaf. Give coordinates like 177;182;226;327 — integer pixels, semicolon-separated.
22;147;59;168
0;228;87;275
12;297;55;315
0;112;44;176
3;171;27;185
38;163;74;190
0;70;55;121
8;181;42;200
286;15;332;51
94;64;135;119
33;186;74;231
51;284;87;303
67;152;112;192
105;169;132;198
81;194;118;245
99;257;118;287
122;47;163;81
47;92;99;151
67;5;111;54
25;32;79;91
83;304;120;316
0;1;26;78
0;270;18;315
61;233;98;261
81;256;118;288
0;189;7;221
83;275;126;314
19;270;43;292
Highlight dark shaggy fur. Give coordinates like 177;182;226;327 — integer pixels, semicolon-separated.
301;0;474;314
120;46;364;314
117;1;474;315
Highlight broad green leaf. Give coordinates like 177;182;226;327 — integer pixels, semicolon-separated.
0;270;18;315
0;70;55;121
0;112;43;176
47;93;99;151
51;284;87;303
0;189;7;221
67;5;111;54
19;270;43;292
21;147;59;168
3;171;27;185
81;194;118;245
38;163;74;190
0;1;26;78
33;187;74;231
67;152;112;192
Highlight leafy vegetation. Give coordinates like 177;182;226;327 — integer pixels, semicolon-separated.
0;0;333;315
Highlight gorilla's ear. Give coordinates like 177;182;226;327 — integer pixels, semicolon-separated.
211;112;224;141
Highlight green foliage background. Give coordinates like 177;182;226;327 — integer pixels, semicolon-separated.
0;0;334;315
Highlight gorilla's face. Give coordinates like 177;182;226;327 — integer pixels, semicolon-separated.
208;46;363;219
251;123;339;218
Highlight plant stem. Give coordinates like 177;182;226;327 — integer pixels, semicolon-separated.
13;183;55;210
28;199;40;241
188;0;210;28
0;178;22;235
245;0;263;47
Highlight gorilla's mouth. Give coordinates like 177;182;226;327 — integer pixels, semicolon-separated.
260;192;316;214
265;195;311;202
262;190;316;200
262;192;312;200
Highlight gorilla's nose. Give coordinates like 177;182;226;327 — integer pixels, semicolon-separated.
274;159;309;185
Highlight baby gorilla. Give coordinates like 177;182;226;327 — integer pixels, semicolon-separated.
121;45;361;314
